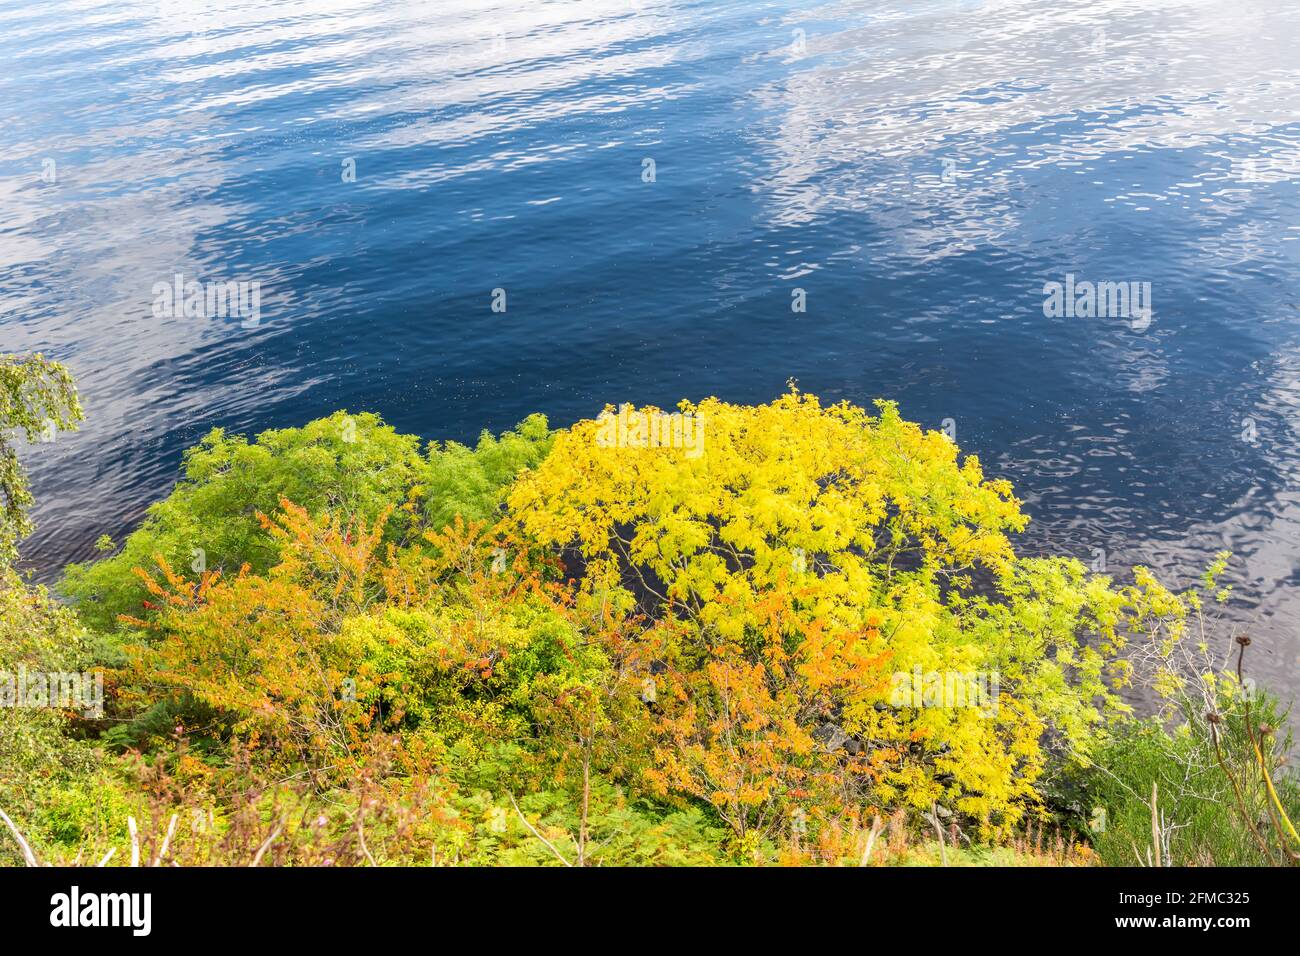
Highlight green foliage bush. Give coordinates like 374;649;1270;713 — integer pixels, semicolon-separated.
0;567;131;863
1084;689;1300;866
61;411;552;633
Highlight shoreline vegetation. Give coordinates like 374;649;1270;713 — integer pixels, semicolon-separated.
2;353;1298;866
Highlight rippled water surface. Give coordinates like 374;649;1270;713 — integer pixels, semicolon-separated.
3;0;1299;693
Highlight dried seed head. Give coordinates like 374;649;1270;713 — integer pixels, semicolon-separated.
1235;634;1252;647
1259;723;1275;737
1206;711;1222;724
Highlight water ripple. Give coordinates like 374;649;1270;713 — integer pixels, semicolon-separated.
2;0;1299;696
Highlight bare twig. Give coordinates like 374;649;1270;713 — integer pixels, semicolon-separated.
930;803;948;867
507;793;572;867
0;807;37;866
249;822;284;867
859;814;884;867
356;806;378;867
127;816;140;867
1209;718;1275;860
1150;784;1161;868
153;814;179;867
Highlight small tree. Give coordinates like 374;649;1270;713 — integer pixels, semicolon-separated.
0;353;82;567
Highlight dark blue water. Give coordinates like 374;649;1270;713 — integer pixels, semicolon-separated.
3;0;1299;692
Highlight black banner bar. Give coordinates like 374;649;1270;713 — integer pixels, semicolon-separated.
0;865;1283;942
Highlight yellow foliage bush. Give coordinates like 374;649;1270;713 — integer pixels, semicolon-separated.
507;391;1184;838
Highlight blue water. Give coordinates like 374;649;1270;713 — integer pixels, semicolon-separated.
3;0;1299;692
